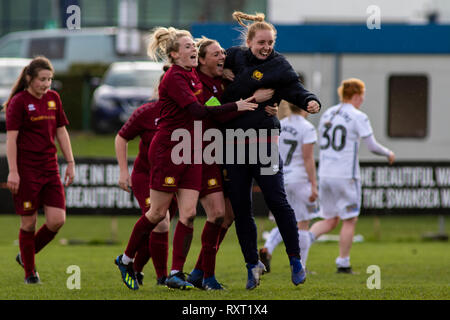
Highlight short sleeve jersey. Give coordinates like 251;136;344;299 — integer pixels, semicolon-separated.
279;114;317;184
6;90;69;170
118;101;160;173
318;103;373;179
157;65;203;134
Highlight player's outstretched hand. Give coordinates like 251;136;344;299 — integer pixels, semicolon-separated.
223;68;235;82
236;97;258;111
307;100;320;114
265;103;278;116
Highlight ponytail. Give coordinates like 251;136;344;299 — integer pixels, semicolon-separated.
147;27;193;64
232;11;276;44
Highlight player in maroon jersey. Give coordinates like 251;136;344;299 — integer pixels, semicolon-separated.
186;37;278;290
114;27;258;290
4;56;75;284
115;98;178;286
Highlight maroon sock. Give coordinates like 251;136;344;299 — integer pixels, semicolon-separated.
171;221;193;272
194;249;204;271
218;226;229;247
124;215;156;259
200;221;222;278
149;231;169;279
19;229;35;278
133;234;151;273
34;224;57;254
194;225;228;271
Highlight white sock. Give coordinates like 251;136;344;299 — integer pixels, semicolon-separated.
335;256;350;268
170;270;180;276
298;230;311;268
309;231;316;243
264;227;283;255
121;253;134;265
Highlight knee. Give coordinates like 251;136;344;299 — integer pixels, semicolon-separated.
329;217;340;229
48;216;65;232
147;207;167;223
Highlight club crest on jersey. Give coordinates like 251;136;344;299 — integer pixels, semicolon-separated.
27;104;35;111
164;176;176;186
145;197;151;208
252;70;263;81
48;100;57;110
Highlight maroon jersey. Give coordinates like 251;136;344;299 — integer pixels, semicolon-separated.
157;64;203;135
197;70;225;131
118;101;160;173
6;90;69;171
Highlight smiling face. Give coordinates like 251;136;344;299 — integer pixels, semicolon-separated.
27;69;53;98
170;36;198;70
198;42;226;78
247;29;275;60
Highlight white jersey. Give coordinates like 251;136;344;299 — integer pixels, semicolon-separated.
318;103;373;179
279;114;317;184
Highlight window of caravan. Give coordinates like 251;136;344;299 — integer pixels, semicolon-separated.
388;75;428;138
29;37;65;59
0;39;23;57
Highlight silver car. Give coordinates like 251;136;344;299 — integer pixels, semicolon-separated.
0;58;32;132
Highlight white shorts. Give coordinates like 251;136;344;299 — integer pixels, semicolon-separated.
284;181;320;222
318;177;361;220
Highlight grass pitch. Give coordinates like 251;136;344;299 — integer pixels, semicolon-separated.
0;214;449;300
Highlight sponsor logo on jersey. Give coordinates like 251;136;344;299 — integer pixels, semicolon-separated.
252;70;263;81
163;176;176;187
23;201;33;211
27;104;35;111
48;100;57;110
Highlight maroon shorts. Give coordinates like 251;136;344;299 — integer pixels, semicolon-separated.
131;170;150;214
13;166;65;215
149;136;202;193
199;163;223;198
132;168;179;219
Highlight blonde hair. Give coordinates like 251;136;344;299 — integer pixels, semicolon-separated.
232;11;277;45
147;27;193;63
337;78;365;101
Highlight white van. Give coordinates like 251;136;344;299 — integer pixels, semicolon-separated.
0;27;149;74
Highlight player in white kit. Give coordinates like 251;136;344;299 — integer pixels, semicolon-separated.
308;78;395;274
259;103;319;273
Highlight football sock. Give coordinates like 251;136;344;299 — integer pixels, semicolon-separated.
336;256;351;268
199;221;221;278
264;227;283;255
122;253;134;265
19;229;35;278
218;226;228;246
149;231;169;279
124;216;156;262
133;233;151;273
298;230;311;268
171;221;193;272
34;224;57;254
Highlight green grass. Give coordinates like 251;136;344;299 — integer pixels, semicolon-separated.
66;131;139;158
1;214;449;300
